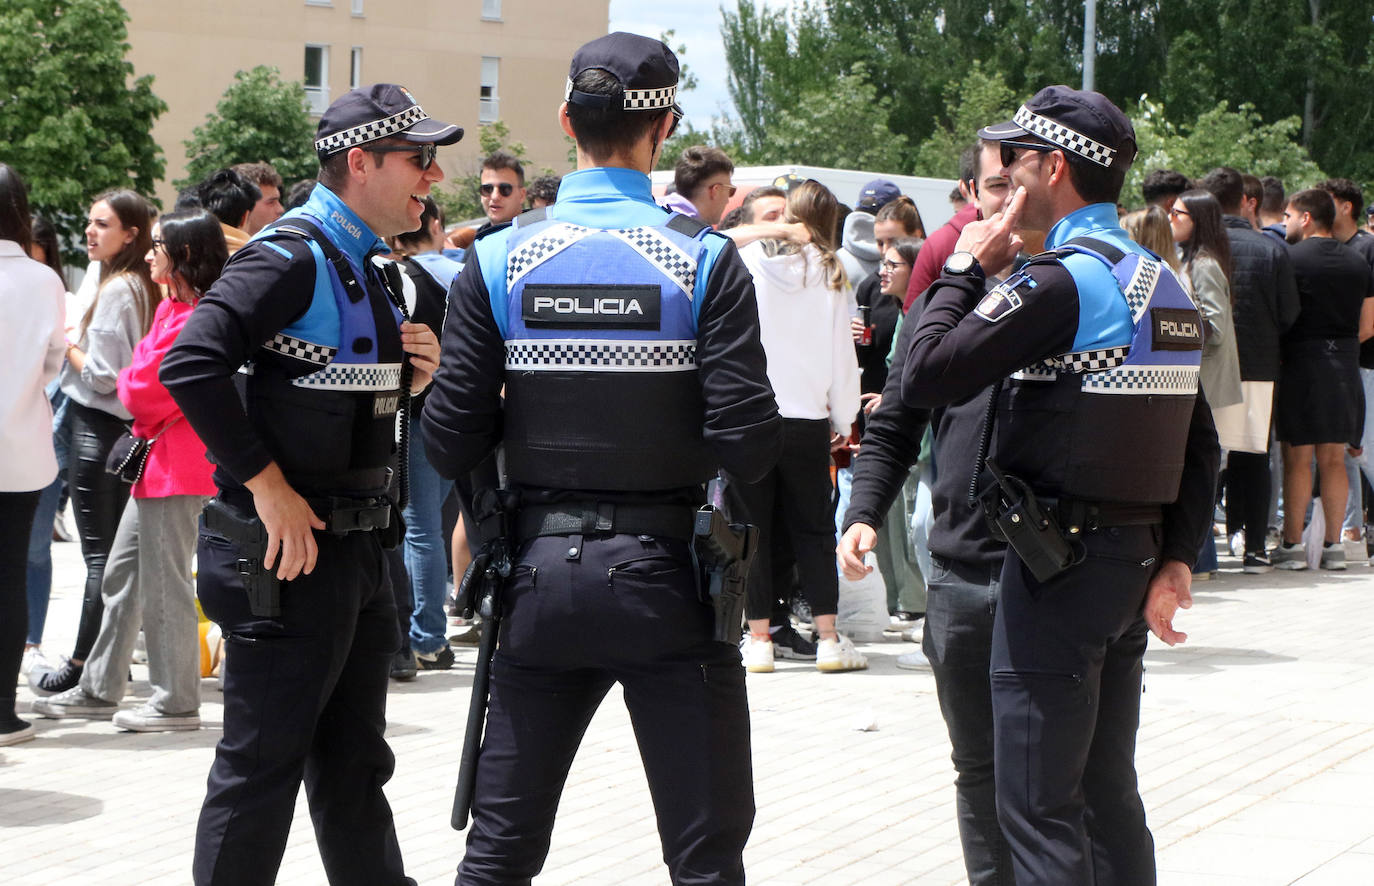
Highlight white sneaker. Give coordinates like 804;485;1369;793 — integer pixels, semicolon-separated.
1320;543;1347;571
896;648;932;671
1273;542;1308;570
1342;539;1368;566
1229;531;1246;558
816;634;868;673
739;635;774;673
112;703;200;733
19;646;51;680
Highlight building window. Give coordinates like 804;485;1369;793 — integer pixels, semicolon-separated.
479;57;500;122
305;0;331;7
350;47;363;89
352;0;364;15
481;0;501;20
305;44;330;116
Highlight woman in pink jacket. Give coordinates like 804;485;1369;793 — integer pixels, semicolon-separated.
32;210;225;731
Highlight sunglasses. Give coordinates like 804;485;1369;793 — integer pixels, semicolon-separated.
479;182;516;197
368;143;437;171
710;182;738;198
999;140;1056;168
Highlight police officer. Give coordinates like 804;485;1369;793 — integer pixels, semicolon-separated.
421;32;781;886
161;84;457;885
900;87;1220;885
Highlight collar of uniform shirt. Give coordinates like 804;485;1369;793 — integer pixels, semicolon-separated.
1044;202;1126;251
551;167;674;228
291;182;390;264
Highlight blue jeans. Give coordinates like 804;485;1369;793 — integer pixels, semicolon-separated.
24;476;61;645
402;421;453;654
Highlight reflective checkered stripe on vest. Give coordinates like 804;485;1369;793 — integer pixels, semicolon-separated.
1006;238;1202;504
236;224;403;493
497;213;716;491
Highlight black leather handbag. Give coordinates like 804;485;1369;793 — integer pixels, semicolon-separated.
105;417;180;484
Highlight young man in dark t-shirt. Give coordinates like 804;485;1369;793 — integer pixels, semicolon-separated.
1274;188;1374;570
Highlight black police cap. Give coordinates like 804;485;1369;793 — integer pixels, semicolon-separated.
979;85;1136;169
315;84;463;158
565;32;682;117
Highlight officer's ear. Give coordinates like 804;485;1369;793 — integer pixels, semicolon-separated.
558;102;576;139
1045;149;1071;188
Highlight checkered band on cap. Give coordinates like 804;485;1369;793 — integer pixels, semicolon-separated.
1013;106;1117;168
565;78;677;112
315;105;429;155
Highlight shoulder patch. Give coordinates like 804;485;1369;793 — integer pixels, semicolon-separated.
974;273;1034;323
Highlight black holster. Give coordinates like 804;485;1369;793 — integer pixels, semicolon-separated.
691;506;759;644
977;461;1083;583
204;497;283;617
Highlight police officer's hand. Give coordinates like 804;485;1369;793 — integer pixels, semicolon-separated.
837;522;878;581
1143;559;1192;646
244;462;326;581
954;186;1026;273
401;321;440;393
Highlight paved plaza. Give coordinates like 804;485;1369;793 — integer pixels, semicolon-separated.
4;533;1374;885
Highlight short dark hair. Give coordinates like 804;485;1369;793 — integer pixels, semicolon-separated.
1199;167;1244;214
482;149;525;185
158;209;230;296
1241;174;1263;209
958;144;978;186
1260;176;1286;215
740;185;785;223
393;196;444;252
674;145;734;199
527;174;560;205
1289;188;1336;231
564;68;672;164
1317;177;1364;221
197;168;260;228
888;236;922;269
717;207;744;231
1063;142;1136;205
232;161;283;192
0;163;32;253
284;179;316;210
1142;169;1192;205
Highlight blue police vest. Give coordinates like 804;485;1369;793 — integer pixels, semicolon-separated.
235;210;404;495
490;210;718;491
998;237;1203;504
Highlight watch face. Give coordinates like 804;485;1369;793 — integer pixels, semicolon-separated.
946;252;974;274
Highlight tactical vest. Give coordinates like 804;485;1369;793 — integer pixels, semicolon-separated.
996;237;1203;504
491;209;717;492
235;218;404;496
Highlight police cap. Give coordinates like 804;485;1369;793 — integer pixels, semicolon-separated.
566;32;682;119
978;85;1136;169
315;84;463;158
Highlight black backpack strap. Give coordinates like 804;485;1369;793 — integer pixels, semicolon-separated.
266;217;369;305
666;213;710;239
1060;235;1128;267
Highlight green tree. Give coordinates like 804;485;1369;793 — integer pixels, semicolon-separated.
1126;97;1326;205
0;0;165;254
750;64;909;170
180;66;318;189
911;63;1023;178
430;120;545;224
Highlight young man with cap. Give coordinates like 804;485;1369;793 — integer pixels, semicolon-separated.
901;86;1220;885
161;82;456;886
422;32;780;886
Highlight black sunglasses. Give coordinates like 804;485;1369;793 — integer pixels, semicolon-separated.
999;140;1056;169
479;182;515;197
368;143;437;170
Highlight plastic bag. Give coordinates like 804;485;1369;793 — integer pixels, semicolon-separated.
836;552;888;642
1302;498;1324;570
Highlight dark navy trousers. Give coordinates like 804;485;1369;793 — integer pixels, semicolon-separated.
457;533;754;886
193;516;412;886
991;524;1161;886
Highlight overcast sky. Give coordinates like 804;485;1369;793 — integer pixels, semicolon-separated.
607;0;761;130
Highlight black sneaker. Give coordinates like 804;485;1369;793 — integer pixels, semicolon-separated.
772;624;817;661
390;648;417;681
415;645;455;670
1243;552;1273;574
29;658;82;697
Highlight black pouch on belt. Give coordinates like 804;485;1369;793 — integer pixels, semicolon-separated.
977;460;1083;582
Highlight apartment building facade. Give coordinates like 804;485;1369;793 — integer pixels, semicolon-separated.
123;0;609;206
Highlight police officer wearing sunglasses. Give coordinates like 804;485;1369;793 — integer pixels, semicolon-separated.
423;32;780;886
162;83;458;886
901;86;1220;885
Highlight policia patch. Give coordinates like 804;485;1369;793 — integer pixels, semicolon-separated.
1150;307;1204;351
974;274;1034;323
523;284;661;330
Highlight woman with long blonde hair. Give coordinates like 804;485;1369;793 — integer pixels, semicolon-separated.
729;179;864;672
